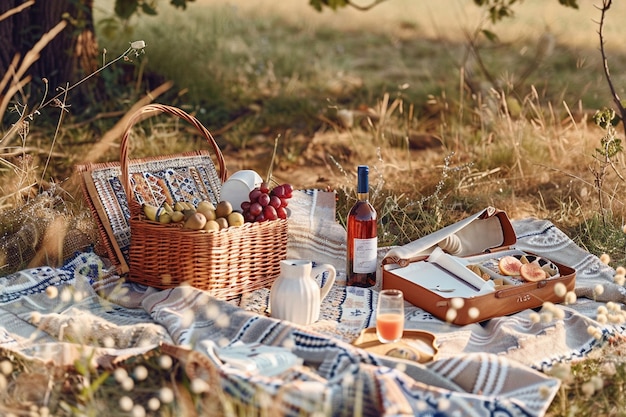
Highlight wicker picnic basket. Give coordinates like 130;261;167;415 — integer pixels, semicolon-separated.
120;104;288;298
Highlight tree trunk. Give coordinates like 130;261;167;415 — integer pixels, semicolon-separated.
0;0;99;116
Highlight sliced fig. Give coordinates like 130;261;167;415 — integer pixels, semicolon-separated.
498;255;523;276
520;262;547;282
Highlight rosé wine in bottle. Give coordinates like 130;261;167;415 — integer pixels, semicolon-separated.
346;165;377;287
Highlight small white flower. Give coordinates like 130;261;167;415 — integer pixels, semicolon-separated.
215;313;231;328
132;404;146;417
565;291;577;305
467;307;480;320
133;365;148;381
30;311;42;325
0;360;12;376
190;378;210;394
529;312;540;323
594;284;605;296
131;40;146;50
543;301;556;312
103;336;115;348
445;308;457;323
581;381;595;397
60;288;72;303
119;396;133;412
540;312;553;323
608;301;621;312
159;355;173;370
553;308;565;320
147;397;161;411
205;304;220;319
114;367;128;383
121;376;134;391
181;309;195;328
586;325;598;336
450;297;464;310
73;290;84;303
437;398;451;411
45;286;58;299
159;387;174;404
553;283;567;298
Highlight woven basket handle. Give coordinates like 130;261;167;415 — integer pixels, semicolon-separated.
120;103;228;211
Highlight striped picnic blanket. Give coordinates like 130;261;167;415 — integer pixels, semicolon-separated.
0;189;620;416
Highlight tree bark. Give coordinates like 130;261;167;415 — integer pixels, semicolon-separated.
0;0;99;114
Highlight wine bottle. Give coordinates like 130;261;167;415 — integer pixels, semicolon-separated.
346;165;378;287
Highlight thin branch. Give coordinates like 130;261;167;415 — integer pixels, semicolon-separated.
0;20;68;120
0;0;35;23
36;46;134;113
346;0;388;11
597;0;626;137
462;23;499;94
39;83;69;189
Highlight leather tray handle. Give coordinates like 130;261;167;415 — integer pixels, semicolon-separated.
494;280;548;298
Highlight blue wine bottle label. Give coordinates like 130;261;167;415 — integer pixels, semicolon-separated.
353;237;377;273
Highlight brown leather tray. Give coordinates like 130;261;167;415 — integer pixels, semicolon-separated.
381;207;576;325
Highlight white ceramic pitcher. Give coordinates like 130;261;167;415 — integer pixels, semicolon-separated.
269;259;336;325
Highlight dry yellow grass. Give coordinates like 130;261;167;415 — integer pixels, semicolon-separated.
190;0;626;51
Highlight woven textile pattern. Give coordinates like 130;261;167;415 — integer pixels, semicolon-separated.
85;153;222;265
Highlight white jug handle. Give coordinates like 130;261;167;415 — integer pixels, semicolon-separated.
312;263;336;301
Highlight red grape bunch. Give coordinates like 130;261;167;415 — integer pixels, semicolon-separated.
241;182;293;223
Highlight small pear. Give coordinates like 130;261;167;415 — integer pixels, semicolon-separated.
227;212;245;227
196;203;216;221
215;201;233;218
159;212;172;224
215;217;229;230
197;200;216;212
170;211;185;223
203;219;220;232
184;212;207;230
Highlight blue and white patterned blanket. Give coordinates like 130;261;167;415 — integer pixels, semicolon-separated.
0;190;621;416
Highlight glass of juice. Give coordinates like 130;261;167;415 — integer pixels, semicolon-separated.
376;289;405;343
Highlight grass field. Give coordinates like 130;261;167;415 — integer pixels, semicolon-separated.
89;0;626;234
2;0;626;415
